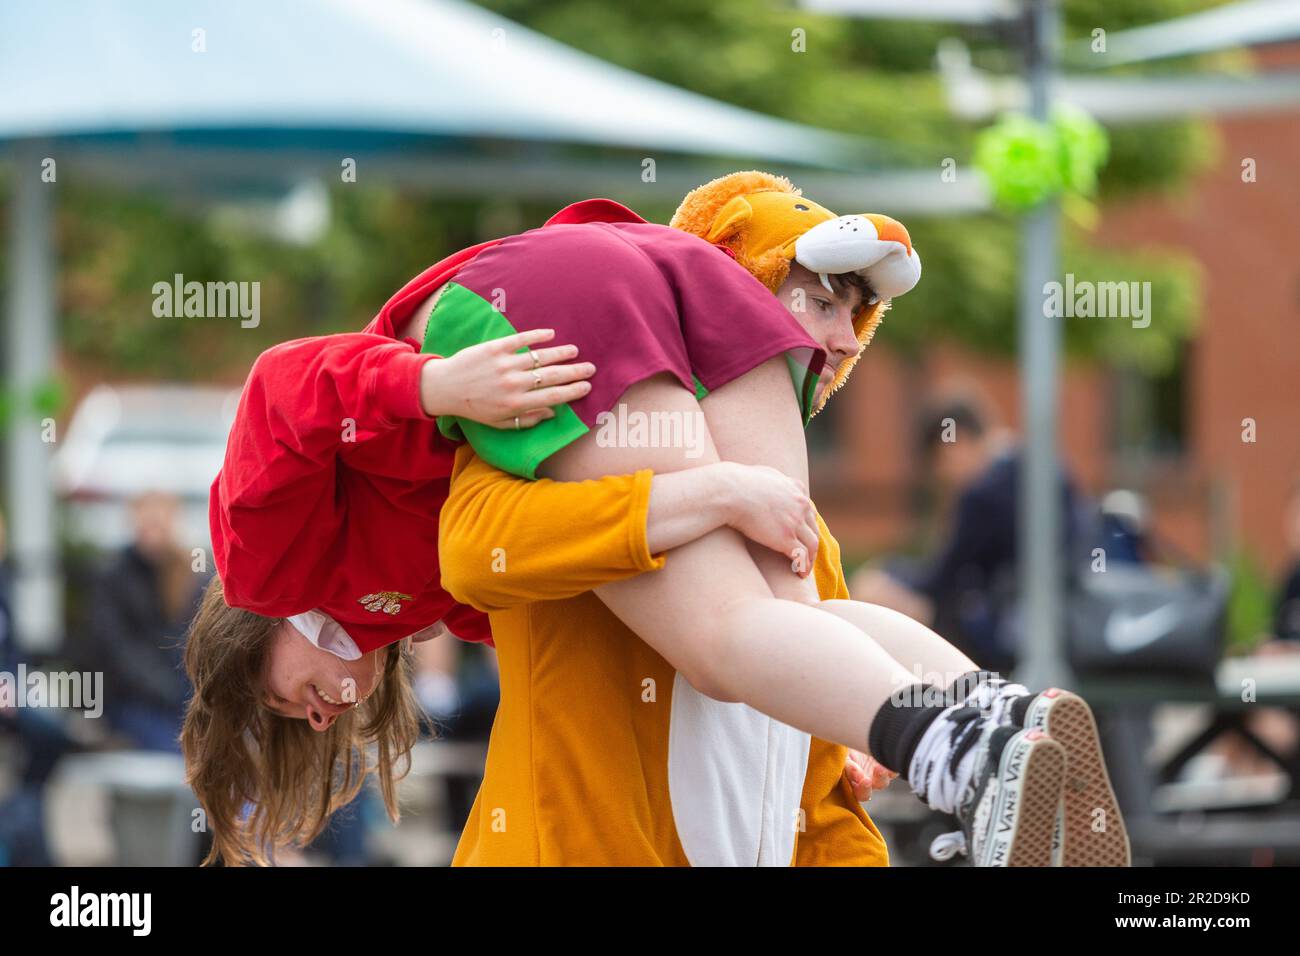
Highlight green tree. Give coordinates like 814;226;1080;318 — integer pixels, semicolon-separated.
0;0;1228;380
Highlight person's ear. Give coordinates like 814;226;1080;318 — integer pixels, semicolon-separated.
704;195;755;244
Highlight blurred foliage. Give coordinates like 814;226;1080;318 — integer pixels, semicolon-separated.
52;184;560;380
476;0;1220;373
1226;551;1278;653
0;0;1230;382
876;214;1202;372
1102;118;1220;200
0;382;51;428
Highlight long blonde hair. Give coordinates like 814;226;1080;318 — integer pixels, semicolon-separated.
181;576;422;865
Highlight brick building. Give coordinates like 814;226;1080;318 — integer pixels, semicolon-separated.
815;55;1300;581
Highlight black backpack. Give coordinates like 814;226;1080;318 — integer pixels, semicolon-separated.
994;503;1228;683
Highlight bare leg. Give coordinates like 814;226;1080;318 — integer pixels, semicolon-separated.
818;600;979;684
683;360;979;690
849;565;936;628
539;366;923;754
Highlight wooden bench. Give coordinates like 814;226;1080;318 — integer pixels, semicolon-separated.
1079;654;1300;865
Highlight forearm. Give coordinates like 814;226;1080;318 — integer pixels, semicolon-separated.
644;463;742;554
440;453;789;612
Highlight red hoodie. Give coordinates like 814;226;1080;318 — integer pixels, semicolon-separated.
210;199;646;654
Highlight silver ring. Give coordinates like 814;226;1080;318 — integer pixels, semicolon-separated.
514;416;521;430
529;349;541;370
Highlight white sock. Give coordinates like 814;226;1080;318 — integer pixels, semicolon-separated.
908;705;984;814
966;680;1030;725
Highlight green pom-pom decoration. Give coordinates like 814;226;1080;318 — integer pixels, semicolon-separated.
974;114;1061;211
1053;105;1109;196
974;108;1110;213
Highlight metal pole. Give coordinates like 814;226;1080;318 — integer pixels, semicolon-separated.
4;141;63;653
1016;0;1070;690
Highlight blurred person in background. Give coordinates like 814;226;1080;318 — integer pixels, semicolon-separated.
1269;478;1300;646
852;392;1085;673
0;512;78;865
1096;489;1155;567
90;491;207;752
413;633;499;832
1208;477;1300;781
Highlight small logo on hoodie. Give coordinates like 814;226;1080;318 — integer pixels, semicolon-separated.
358;591;412;615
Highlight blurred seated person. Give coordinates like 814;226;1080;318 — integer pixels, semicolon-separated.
1096;489;1155;567
1207;478;1300;780
414;631;498;833
1270;478;1300;646
851;392;1083;673
90;492;208;752
0;512;77;865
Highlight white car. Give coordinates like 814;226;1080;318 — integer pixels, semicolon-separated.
51;384;241;551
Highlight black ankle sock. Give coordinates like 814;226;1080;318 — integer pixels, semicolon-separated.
868;684;945;781
1009;692;1041;726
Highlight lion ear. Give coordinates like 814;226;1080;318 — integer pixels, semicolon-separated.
705;195;755;243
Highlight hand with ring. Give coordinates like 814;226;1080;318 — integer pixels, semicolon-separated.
418;328;596;430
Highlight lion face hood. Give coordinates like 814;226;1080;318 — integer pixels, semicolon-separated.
670;170;921;415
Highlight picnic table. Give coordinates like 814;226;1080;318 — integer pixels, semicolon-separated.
1080;653;1300;865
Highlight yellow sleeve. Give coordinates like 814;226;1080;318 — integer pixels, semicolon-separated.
809;512;849;603
795;515;890;867
439;445;666;613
